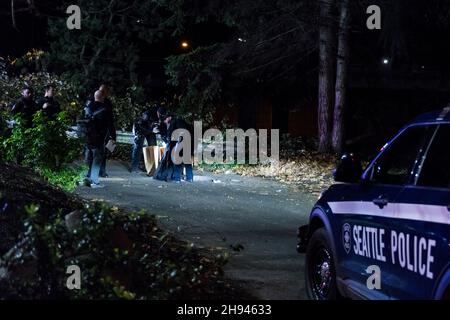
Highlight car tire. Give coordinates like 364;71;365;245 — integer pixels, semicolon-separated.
305;227;339;300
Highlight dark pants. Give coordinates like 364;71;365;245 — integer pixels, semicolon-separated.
86;144;108;176
173;164;194;182
100;148;107;176
85;146;104;184
131;134;157;171
153;145;174;181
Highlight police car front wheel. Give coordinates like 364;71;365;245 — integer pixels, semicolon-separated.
305;228;339;300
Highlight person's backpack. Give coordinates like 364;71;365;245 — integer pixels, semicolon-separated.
76;101;106;139
76;101;92;139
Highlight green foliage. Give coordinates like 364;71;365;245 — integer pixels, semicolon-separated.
1;55;153;132
0;110;7;162
38;166;87;192
0;111;84;191
0;57;82;123
2;111;82;170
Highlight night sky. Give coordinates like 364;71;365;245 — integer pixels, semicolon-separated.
1;6;448;63
0;11;48;56
1;2;449;78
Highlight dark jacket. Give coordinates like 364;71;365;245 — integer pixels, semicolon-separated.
83;101;109;148
37;96;61;119
153;117;193;181
86;97;116;141
104;98;116;141
11;97;37;127
134;108;159;137
164;117;194;155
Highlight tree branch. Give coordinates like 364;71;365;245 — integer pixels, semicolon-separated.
11;0;18;31
255;26;302;47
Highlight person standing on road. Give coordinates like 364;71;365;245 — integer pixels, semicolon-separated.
155;108;194;183
83;90;109;188
130;106;159;172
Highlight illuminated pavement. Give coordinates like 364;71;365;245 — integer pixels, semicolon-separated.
76;160;316;299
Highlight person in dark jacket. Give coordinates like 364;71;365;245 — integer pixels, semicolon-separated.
85;84;117;178
11;86;37;128
130;106;159;172
154;108;194;182
36;84;61;120
83;90;108;188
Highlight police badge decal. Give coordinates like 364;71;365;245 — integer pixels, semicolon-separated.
342;223;351;254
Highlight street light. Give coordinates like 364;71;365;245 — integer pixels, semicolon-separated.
181;41;190;49
382;58;389;65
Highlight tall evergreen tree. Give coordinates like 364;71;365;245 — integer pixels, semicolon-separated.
332;0;350;154
318;0;336;153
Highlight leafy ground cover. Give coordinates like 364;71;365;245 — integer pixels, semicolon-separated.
0;163;251;299
198;135;337;196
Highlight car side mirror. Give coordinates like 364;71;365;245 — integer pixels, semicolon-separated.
333;153;363;183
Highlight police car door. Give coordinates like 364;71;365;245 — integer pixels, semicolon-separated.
387;123;450;299
344;124;436;299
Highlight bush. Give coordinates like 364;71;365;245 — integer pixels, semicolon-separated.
0;59;82;124
38;166;86;192
2;111;82;169
0;200;232;300
0;111;84;191
1;163;244;300
1;54;169;132
0;110;8;162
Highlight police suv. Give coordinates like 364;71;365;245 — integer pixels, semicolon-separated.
298;107;450;300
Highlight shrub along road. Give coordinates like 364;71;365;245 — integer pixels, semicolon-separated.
76;161;316;299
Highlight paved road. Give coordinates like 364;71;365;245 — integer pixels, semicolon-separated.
75;161;316;299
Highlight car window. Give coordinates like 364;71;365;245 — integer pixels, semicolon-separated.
417;124;450;189
369;125;435;185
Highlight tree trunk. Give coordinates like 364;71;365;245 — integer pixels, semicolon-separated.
318;0;336;153
332;0;350;154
